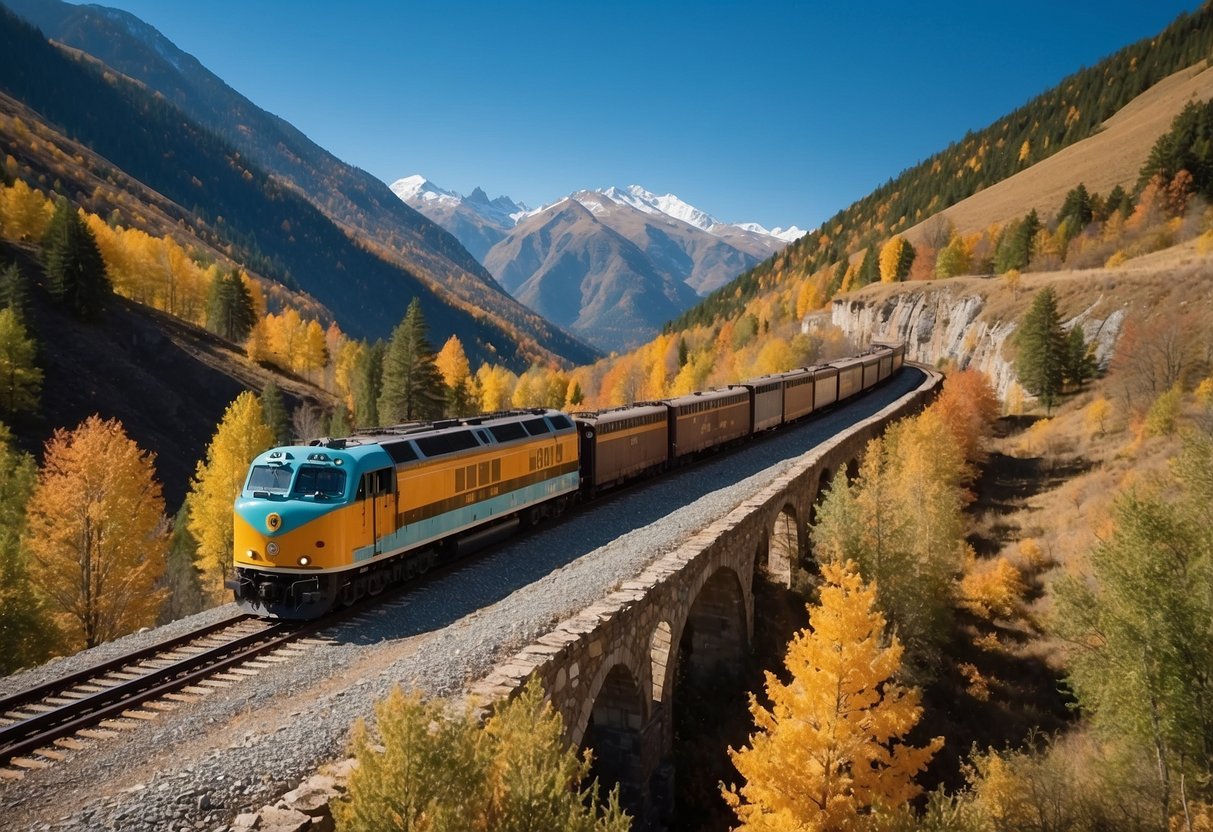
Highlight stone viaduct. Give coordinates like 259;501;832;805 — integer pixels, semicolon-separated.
468;366;943;828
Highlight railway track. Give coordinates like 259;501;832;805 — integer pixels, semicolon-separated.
0;613;331;777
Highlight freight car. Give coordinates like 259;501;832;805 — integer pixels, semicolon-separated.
229;342;905;618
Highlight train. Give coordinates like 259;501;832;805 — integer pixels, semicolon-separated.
227;341;905;619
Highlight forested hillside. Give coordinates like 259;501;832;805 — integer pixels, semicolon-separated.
671;4;1213;332
0;8;596;369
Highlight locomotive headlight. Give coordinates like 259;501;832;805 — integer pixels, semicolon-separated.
266;541;280;558
298;556;311;566
266;513;282;532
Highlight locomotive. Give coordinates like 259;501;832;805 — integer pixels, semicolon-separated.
228;342;905;619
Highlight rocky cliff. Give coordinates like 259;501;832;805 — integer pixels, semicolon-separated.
823;275;1128;403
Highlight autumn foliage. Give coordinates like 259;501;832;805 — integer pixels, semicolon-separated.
23;415;168;649
188;392;272;593
723;560;942;831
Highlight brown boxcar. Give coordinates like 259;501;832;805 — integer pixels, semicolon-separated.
862;353;882;390
736;377;784;432
812;365;839;410
572;403;669;491
872;340;905;373
664;387;752;459
833;356;866;401
779;368;815;422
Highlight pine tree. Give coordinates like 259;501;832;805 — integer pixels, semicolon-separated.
353;340;384;428
0;261;31;318
24;416;168;649
41;198;111;319
260;379;291;446
855;245;879;289
1063;326;1096;388
157;499;206;625
1053;432;1213;825
722;560;942;830
0;421;59;672
188;392;272;592
378;299;444;423
1016;286;1067;412
205;269;256;343
0;307;41;416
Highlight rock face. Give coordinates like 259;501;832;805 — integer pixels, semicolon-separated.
827;281;1126;403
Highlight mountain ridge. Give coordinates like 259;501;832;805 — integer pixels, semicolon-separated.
396;175;804;350
1;0;598;368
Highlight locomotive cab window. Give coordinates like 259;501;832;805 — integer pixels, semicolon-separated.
247;464;293;495
355;468;393;500
293;465;347;499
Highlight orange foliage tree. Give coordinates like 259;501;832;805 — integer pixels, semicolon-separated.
930;368;1001;466
24;416;169;648
723;560;942;830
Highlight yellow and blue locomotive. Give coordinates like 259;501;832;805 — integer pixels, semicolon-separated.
228;409;579;618
230;342;907;619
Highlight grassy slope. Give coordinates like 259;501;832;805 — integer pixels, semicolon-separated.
904;62;1213;243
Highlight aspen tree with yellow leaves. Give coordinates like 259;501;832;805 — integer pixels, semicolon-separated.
188;392;273;594
24;416;169;649
0;179;54;241
435;334;474;416
723;560;942;831
878;236;916;283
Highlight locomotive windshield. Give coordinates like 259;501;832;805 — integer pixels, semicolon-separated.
292;465;347;499
247;464;293;494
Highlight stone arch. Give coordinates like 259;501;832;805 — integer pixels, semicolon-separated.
680;566;747;683
761;503;798;587
648;621;673;705
579;663;646;819
845;457;860;482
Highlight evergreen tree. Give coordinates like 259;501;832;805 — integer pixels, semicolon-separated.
328;405;351;438
994;209;1040;273
157;499;206;625
378;299;444;423
1138;98;1213;199
855;245;879;288
1063;325;1096;388
353;340;384;428
1053;432;1213;825
259;379;291;446
1105;184;1133;218
1059;183;1094;229
0;421;60;673
826;259;847;297
41;198;110;319
0;307;41;417
722;560;942;830
1016;287;1067;412
205;269;256;343
0;261;31;318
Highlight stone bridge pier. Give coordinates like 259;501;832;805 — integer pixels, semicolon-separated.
471;367;941;828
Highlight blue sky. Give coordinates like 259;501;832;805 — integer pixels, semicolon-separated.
76;1;1202;231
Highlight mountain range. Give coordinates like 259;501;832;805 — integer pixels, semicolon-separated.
393;178;805;350
1;0;598;369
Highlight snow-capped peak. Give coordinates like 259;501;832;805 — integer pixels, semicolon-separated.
597;185;721;232
390;175;459;205
734;222;808;243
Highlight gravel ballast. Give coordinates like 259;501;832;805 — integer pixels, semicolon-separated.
0;369;925;832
